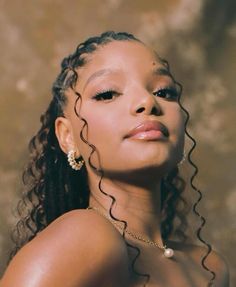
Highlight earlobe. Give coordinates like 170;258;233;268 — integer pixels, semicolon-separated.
55;117;75;155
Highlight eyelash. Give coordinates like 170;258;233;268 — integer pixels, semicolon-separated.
93;90;119;101
93;87;179;102
153;87;179;101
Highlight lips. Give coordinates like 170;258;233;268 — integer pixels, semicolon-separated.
125;120;169;140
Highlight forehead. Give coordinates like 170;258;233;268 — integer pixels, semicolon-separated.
77;41;166;82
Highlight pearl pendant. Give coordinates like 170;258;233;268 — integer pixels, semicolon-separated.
164;248;174;258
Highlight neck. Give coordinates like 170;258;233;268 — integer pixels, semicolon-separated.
88;173;164;245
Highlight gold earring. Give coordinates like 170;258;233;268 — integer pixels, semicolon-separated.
67;150;84;171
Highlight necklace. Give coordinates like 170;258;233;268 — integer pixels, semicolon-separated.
87;206;174;258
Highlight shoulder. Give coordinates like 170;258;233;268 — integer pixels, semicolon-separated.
1;209;129;287
170;241;229;287
203;247;229;287
37;208;128;254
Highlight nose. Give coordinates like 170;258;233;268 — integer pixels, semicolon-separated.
131;90;162;116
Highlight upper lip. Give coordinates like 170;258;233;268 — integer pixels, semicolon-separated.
125;120;169;138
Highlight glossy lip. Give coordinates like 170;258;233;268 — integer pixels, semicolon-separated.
125;120;169;141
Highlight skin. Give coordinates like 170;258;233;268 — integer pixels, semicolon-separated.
1;41;229;287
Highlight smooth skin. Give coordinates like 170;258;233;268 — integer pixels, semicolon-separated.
1;41;229;286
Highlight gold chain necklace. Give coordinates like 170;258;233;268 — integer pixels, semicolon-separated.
87;206;174;258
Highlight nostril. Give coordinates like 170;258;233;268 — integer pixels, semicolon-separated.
151;106;160;115
136;106;161;115
136;107;145;113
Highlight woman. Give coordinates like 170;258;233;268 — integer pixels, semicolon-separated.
1;31;229;286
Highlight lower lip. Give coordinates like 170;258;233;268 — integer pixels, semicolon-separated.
128;130;166;140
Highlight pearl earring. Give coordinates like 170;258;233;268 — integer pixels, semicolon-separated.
67;150;84;171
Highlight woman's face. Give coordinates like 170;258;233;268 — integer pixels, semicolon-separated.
64;40;185;176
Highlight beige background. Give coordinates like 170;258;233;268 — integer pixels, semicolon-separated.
0;0;235;285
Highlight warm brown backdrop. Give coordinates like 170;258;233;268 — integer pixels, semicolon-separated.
0;0;235;284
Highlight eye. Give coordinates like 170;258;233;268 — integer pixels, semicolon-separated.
93;90;119;102
153;87;179;101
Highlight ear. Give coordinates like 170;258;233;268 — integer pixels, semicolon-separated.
55;117;78;155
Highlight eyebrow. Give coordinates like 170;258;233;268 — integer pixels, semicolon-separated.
153;67;172;78
83;68;114;91
83;66;173;91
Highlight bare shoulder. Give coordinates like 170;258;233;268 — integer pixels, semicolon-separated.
199;246;229;287
1;209;129;287
170;240;229;287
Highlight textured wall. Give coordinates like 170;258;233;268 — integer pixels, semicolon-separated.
0;0;235;284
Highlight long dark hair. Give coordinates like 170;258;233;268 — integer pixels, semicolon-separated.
10;31;215;286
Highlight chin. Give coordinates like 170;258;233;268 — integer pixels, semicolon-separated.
100;148;181;176
138;156;180;177
103;158;176;181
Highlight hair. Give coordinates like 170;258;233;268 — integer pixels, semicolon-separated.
10;31;215;286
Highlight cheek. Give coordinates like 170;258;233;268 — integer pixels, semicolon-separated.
166;107;185;146
76;106;121;156
167;105;184;131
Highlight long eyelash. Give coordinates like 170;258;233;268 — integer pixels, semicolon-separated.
93;89;118;100
154;86;179;99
